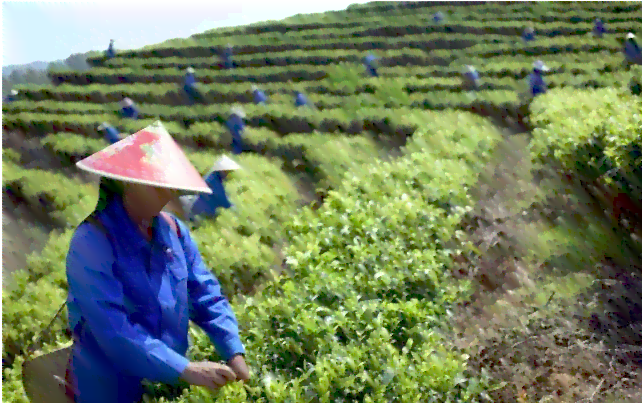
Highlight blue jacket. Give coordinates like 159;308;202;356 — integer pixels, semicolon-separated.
529;72;547;96
106;43;115;59
66;196;244;402
120;105;139;120
594;20;606;37
364;56;378;77
433;12;444;23
523;31;535;42
4;95;15;103
253;89;268;104
103;126;122;145
184;73;196;87
226;115;245;154
295;92;309;107
188;172;233;218
625;41;642;64
183;77;200;104
464;70;479;83
222;48;233;69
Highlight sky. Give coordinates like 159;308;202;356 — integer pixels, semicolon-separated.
1;0;371;67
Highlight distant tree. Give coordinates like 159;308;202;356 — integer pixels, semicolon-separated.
2;76;11;96
65;53;90;71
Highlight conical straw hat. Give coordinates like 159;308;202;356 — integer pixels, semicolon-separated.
119;98;134;108
211;156;241;172
533;60;549;71
76;121;212;194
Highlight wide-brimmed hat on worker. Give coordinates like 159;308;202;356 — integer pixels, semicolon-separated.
462;65;476;74
533;60;550;72
119;98;134;108
186;67;195;74
230;106;246;118
210;156;242;173
97;122;111;131
364;54;378;64
627;32;636;40
10;89;18;96
77;121;212;200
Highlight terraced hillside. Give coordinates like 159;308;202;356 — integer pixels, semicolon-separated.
3;1;642;403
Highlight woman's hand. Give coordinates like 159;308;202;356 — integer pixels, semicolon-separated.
180;361;237;391
227;354;250;382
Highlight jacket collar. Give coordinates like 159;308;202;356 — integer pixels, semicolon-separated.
98;195;167;253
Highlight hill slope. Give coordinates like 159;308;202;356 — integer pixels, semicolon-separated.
2;1;641;403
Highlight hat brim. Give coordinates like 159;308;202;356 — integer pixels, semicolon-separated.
211;157;242;172
77;122;212;195
77;161;212;194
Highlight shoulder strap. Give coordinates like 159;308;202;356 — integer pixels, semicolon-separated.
160;211;181;239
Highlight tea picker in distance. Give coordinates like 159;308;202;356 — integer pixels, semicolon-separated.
183;67;203;105
593;18;606;38
4;89;18;103
222;43;234;69
227;107;247;155
105;39;116;59
97;122;122;145
624;32;642;66
529;60;549;97
433;12;444;23
461;65;480;92
252;85;269;104
294;90;312;108
175;156;242;221
522;27;535;43
364;54;379;77
52;122;249;402
119;98;140;120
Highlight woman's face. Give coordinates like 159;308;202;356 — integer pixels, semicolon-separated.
124;183;183;213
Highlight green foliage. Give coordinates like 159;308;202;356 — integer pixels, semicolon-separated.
3;1;642;402
529;87;642;182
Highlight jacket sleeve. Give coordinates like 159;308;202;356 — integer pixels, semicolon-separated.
175;219;246;362
66;224;190;384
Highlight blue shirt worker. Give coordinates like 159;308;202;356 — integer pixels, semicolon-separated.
98;122;122;145
119;98;140;120
183;67;201;104
529;60;549;97
106;39;115;59
64;122;249;403
523;27;535;42
462;65;480;91
4;89;18;103
294;91;310;107
364;54;379;77
624;32;642;65
222;44;234;69
252;85;268;104
226;107;246;155
593;19;607;38
178;156;241;220
433;12;444;23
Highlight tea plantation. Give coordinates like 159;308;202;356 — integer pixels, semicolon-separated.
2;1;642;402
